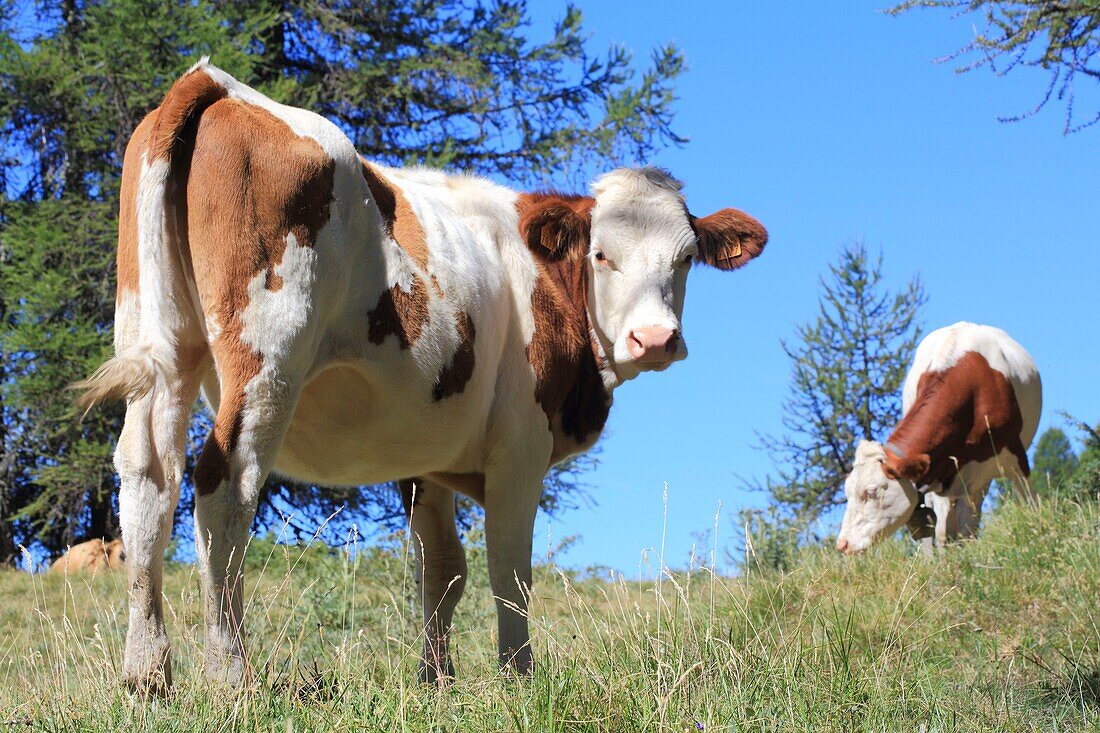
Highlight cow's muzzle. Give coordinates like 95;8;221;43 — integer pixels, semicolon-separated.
626;327;681;367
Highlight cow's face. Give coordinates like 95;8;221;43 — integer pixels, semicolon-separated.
587;169;767;380
836;440;921;554
519;168;767;383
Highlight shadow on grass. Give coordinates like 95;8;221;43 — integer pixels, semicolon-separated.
1036;662;1100;709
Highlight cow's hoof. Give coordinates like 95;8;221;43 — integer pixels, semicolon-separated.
419;659;456;686
122;636;173;696
498;648;534;677
420;660;455;686
122;670;172;698
203;650;252;689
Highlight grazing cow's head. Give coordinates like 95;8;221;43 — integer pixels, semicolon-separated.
836;440;921;554
520;168;767;383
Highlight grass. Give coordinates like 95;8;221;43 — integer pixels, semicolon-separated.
3;499;1100;731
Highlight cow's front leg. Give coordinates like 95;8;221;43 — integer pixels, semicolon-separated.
483;462;544;675
955;478;991;540
401;479;467;683
194;368;300;686
925;490;958;547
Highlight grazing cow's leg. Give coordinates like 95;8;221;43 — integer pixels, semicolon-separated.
956;477;992;540
401;479;467;683
483;459;544;675
925;490;957;548
194;364;302;686
1008;441;1037;506
115;305;208;692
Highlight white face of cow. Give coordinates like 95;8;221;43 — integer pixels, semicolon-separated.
836;440;921;554
585;168;768;382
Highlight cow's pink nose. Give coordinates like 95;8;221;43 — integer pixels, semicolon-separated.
836;538;849;554
627;327;679;363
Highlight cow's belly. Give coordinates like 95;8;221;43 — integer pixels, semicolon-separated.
272;363;487;486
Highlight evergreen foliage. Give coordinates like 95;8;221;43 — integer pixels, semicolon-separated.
1031;426;1080;497
0;0;681;561
890;0;1100;132
752;241;926;531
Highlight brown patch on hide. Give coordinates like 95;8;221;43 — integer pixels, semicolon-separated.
115;113;156;299
367;276;430;350
432;312;476;400
361;160;432;273
162;86;334;495
516;193;610;464
360;161;437;351
882;351;1029;486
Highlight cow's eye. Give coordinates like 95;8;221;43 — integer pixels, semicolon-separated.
681;253;694;267
594;250;606;262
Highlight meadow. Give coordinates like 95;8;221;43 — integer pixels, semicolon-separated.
3;498;1100;732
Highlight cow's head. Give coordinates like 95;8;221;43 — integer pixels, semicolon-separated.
836;440;921;554
520;168;767;383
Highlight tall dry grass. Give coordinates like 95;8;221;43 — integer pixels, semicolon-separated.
2;497;1100;731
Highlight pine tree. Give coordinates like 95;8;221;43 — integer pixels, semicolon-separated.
754;241;926;528
1031;427;1079;497
1063;418;1100;503
0;0;681;560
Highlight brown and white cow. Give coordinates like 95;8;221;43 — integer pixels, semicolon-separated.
836;322;1042;555
74;60;767;690
48;538;127;575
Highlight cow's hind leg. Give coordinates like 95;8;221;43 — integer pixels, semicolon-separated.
193;359;302;685
116;328;208;692
401;479;468;683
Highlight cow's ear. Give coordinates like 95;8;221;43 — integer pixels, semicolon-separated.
691;208;767;271
518;196;593;261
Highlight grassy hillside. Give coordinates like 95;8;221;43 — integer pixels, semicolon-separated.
2;499;1100;732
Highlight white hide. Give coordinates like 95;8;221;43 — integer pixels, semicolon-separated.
837;441;921;554
588;168;695;385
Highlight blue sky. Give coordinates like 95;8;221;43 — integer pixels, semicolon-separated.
523;1;1100;575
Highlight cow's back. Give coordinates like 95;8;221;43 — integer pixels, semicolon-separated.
115;62;533;490
895;322;1041;481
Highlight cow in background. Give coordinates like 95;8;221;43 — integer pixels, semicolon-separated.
837;322;1041;554
48;538;126;575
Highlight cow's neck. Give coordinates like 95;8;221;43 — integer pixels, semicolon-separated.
527;250;614;461
886;373;970;485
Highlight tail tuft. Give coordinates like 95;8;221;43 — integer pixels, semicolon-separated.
71;347;160;415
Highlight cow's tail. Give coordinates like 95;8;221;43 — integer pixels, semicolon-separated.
73;58;227;415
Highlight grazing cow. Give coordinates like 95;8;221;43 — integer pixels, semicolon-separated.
74;60;768;689
48;538;127;575
836;322;1041;555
